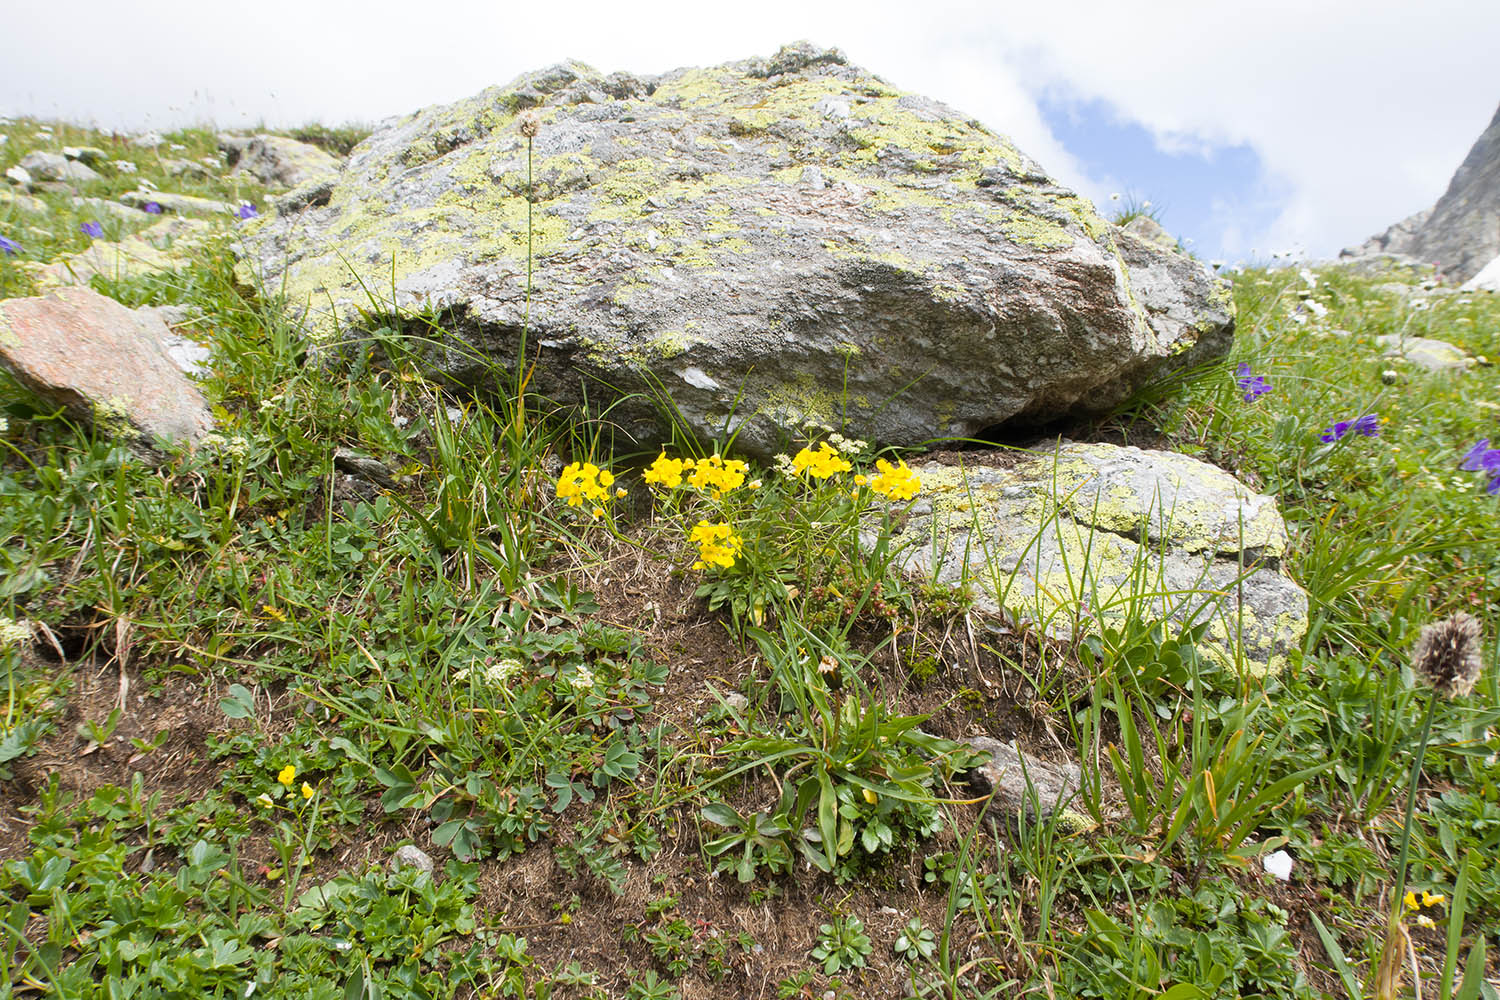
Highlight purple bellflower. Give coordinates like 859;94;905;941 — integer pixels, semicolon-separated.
1460;439;1500;495
236;203;258;219
80;221;103;238
1235;363;1271;402
0;235;19;255
1320;414;1380;443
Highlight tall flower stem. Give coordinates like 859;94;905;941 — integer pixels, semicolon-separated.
1386;691;1440;930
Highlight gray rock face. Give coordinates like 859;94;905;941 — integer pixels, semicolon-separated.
241;43;1234;455
890;442;1307;674
1342;102;1500;283
962;736;1083;821
219;133;341;188
19;151;101;184
0;287;214;455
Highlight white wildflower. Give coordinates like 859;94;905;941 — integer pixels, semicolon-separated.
569;665;595;691
773;453;798;476
0;617;32;649
1305;300;1328;318
1298;268;1316;288
486;658;523;684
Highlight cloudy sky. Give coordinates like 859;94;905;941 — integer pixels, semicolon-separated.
4;0;1496;264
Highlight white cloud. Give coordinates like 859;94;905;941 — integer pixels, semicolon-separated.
3;0;1496;261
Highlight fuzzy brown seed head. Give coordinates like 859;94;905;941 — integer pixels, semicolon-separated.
516;111;541;139
1411;612;1484;699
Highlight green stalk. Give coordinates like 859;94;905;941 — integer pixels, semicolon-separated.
1386;691;1440;931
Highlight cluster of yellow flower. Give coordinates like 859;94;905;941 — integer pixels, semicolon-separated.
864;458;921;501
791;442;852;479
642;452;753;498
555;461;620;518
689;520;744;569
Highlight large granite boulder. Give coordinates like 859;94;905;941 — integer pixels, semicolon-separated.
1342;102;1500;283
891;442;1307;674
0;287;214;454
219;133;341;188
241;43;1234;455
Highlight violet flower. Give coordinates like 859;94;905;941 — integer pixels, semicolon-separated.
1235;363;1271;402
80;221;103;238
143;201;162;214
0;235;18;255
236;203;258;219
1320;414;1380;443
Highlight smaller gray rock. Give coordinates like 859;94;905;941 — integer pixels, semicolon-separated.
62;146;107;165
131;131;165;149
0;188;47;215
162;158;211;179
19;151;101;183
5;165;33;189
963;736;1083;821
390;844;434;877
220;133;340;188
119;190;237;216
333;448;396;490
1377;334;1476;372
1123;215;1178;250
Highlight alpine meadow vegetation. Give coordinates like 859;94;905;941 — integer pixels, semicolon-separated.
1;116;1498;1000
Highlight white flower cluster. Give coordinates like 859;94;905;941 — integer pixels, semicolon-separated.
827;432;867;456
455;657;524;684
0;617;33;650
569;665;595;691
199;432;251;460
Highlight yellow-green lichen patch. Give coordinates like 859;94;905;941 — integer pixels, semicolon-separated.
998;213;1075;250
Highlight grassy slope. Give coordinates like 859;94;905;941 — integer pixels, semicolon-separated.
1;118;1499;1000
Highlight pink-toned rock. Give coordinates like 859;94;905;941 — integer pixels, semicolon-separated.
0;287;213;452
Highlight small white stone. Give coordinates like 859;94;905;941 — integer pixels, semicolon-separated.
1263;849;1294;881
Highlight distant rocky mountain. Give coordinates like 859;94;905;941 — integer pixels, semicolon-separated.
1341;101;1500;283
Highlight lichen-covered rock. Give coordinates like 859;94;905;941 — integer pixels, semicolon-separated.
892;442;1307;674
119;190;237;217
219;133;341;189
241;43;1234;455
0;287;214;454
19;151;101;184
1377;334;1477;372
32;217;210;289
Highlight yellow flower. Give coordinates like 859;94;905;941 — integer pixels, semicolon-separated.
642;452;686;490
862;787;878;805
256;793;274;808
686;454;747;498
277;765;296;788
555;462;615;511
867;458;921;500
301;782;315;800
261;604;288;622
791;442;852;480
1404;891;1419;911
689;520;743;570
1421;890;1445;908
